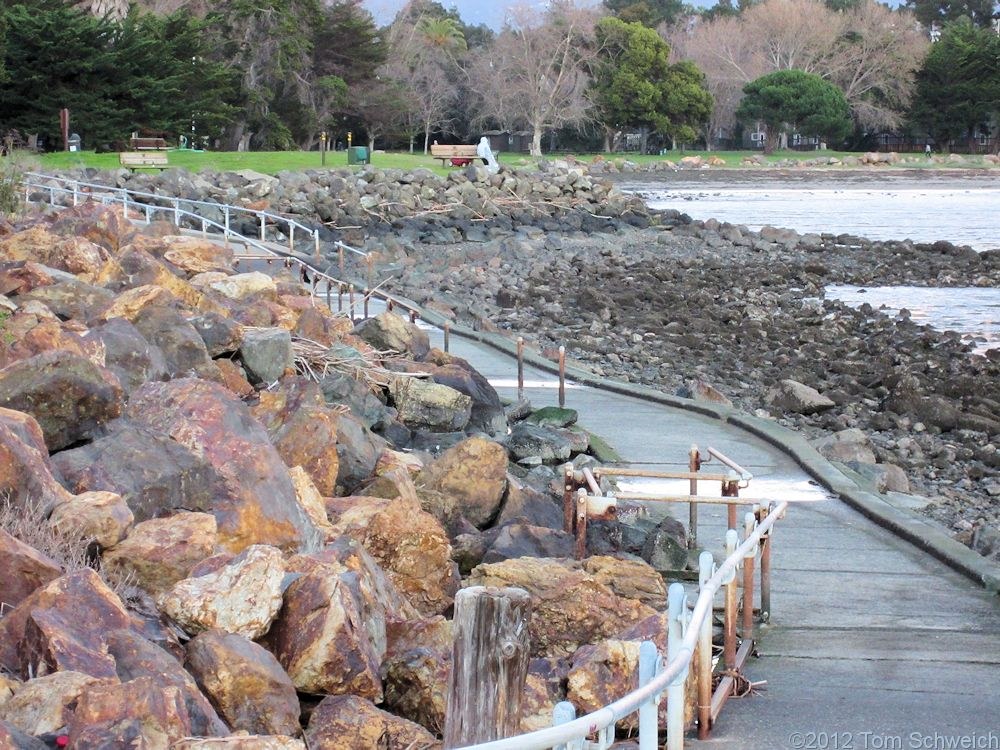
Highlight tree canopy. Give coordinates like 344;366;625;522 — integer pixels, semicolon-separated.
592;18;711;150
736;69;852;152
910;18;1000;149
905;0;998;29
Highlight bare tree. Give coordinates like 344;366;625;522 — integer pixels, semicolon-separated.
667;0;928;145
468;3;598;156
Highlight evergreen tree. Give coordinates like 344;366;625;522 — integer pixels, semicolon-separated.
910;18;1000;149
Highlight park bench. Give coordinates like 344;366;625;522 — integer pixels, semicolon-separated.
119;152;169;171
130;137;168;150
430;143;481;166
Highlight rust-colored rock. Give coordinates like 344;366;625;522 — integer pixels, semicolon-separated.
263;568;382;699
53;423;225;525
382;617;452;735
0;670;113;736
520;657;570;732
304;695;440;750
157;545;285;639
102;512;218;596
327;495;459;616
48;490;134;549
66;676;192;748
0;312;91;368
104;629;228;738
84;317;170;394
0;408;75;511
172;738;306;750
0;528;62;612
96;283;178;322
16;278;115;324
582;556;667;611
0;719;47;749
466;558;657;657
49;203;137;253
293;306;351;346
134;306;223;382
252;379;341;497
126;378;321;553
415;436;508;528
352;312;430;360
185;629;299;737
215;358;256;398
162;237;235;276
287;467;334;540
0;568;131;678
0;350;123;451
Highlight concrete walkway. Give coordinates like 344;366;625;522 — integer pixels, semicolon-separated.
416;315;1000;749
245;248;1000;748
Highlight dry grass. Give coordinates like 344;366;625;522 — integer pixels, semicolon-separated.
290;335;422;393
0;492;144;610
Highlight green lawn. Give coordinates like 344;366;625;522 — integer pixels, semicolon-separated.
30;147;996;175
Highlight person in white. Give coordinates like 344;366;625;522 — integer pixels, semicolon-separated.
477;136;499;174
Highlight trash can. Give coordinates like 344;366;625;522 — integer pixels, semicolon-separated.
67;133;82;152
347;146;369;165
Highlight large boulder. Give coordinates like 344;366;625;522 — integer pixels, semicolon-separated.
0;529;61;611
101;512;219;595
53;422;225;523
505;423;572;464
415;436;508;528
239;328;294;385
103;628;228;738
263;568;382;700
0;350;123;451
134;305;222;382
84;317;169;394
252;379;341;496
287;537;420;660
327;495;459;616
391;376;472;432
173;738;305;750
0;720;47;749
185;629;299;736
467;558;657;657
481;523;575;563
766;379;836;415
125;378;322;552
188;311;245;358
352;312;429;360
494;475;564;530
0;569;131;679
0;408;76;512
581;556;668;612
208;272;277;301
0;670;113;736
381;617;452;735
157;545;285;639
16;278;115;324
304;695;440;750
335;412;386;492
161;237;235;276
812;427;877;464
48;490;134;549
66;676;193;748
423;352;506;435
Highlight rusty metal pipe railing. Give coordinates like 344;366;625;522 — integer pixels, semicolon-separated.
706;447;753;482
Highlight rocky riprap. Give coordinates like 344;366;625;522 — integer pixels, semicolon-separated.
386;211;1000;562
0;203;694;748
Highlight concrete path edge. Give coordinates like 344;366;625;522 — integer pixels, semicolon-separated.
396;298;1000;595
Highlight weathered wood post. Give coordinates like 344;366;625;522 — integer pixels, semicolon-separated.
444;586;532;748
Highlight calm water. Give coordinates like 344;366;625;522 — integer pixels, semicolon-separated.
622;177;1000;351
624;183;1000;251
825;284;1000;353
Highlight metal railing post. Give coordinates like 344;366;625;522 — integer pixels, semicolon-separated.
224;206;231;247
339;244;345;278
759;503;773;623
259;213;266;241
689;444;699;549
558;345;566;408
697;551;715;740
517;337;525;402
313;229;320;261
574;488;588;560
349;284;355;323
563;464;576;535
723;477;739;532
743;511;757;639
72;182;79;206
444;323;451;353
723;529;739;672
173;199;180;227
144;205;151;225
638;640;660;750
667;583;688;750
551;702;577;750
288;222;295;252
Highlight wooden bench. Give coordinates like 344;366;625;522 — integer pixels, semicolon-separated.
119;152;169;171
130;137;169;151
430;143;481;167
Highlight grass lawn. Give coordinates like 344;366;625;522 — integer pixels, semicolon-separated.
29;148;996;175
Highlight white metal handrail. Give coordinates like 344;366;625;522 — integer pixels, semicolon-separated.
23;171;322;256
457;501;788;750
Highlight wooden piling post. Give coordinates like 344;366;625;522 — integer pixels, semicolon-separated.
443;586;532;748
